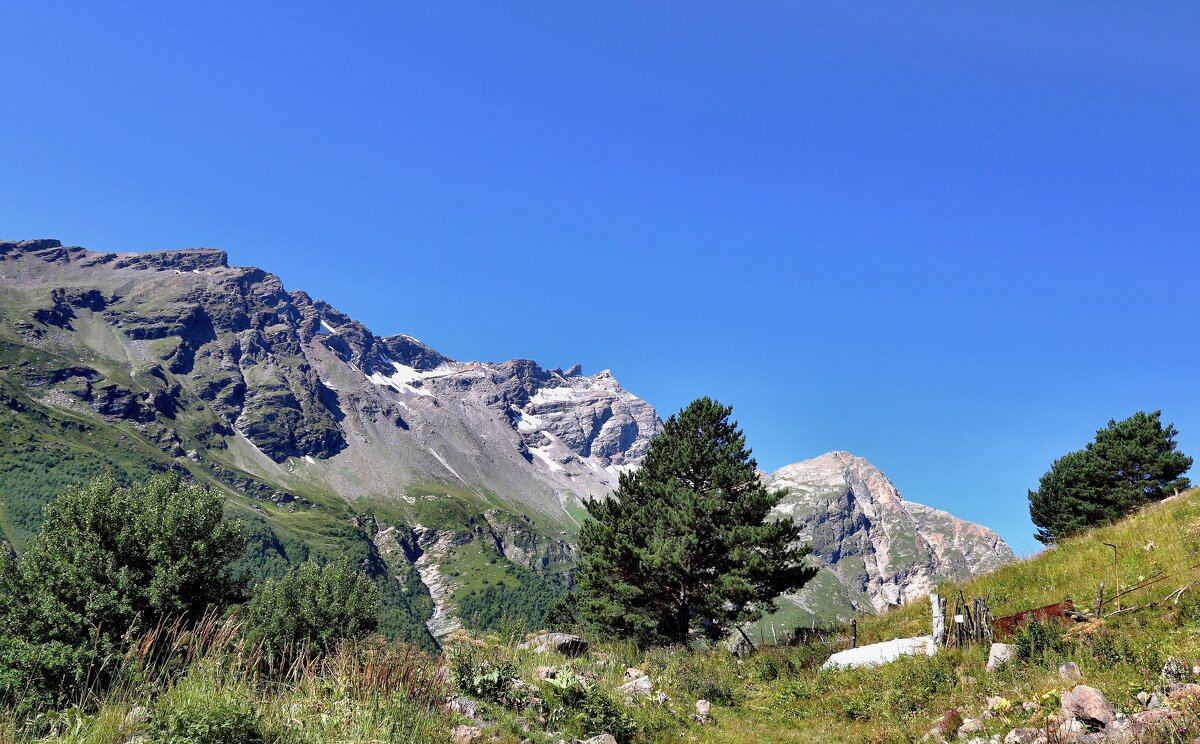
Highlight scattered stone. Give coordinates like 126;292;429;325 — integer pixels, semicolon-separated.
447;696;480;719
535;666;558;680
619;675;655;698
1003;729;1042;744
958;717;985;738
1058;662;1082;682
580;736;617;744
1147;692;1164;709
1021;702;1039;713
986;643;1015;672
451;725;483;744
654;690;670;704
1162;657;1189;684
1135;691;1151;708
1057;717;1085;739
624;667;645;681
516;633;589;657
1129;709;1166;737
1103;713;1132;742
694;699;712;724
1061;685;1114;728
123;706;150;727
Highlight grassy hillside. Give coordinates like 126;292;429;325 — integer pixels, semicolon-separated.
8;489;1200;743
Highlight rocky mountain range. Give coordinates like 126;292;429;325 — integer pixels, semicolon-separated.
0;239;1013;644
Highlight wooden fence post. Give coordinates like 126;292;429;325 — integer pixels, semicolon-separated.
850;618;858;649
1095;581;1104;619
930;593;945;645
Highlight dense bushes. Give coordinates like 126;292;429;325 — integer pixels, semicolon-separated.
0;473;385;721
245;558;379;654
0;472;246;713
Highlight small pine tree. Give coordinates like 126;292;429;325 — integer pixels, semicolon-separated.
575;397;815;646
245;558;379;653
1030;411;1192;544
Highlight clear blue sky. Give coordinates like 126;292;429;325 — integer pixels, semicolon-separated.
3;3;1198;556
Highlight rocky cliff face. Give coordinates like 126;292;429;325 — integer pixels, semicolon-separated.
763;451;1015;625
0;239;657;642
0;239;1012;639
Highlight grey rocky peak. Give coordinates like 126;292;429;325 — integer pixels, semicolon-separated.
764;451;1015;622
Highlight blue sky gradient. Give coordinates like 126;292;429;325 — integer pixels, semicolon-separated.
3;3;1198;555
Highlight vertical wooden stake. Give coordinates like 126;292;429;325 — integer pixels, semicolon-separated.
851;618;857;649
1094;581;1104;619
930;593;945;645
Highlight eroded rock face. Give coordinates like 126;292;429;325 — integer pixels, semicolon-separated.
766;452;1015;619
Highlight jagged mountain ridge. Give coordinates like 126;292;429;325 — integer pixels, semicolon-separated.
0;239;1013;640
0;239;658;523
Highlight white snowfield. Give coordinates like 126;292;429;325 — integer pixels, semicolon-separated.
820;635;937;670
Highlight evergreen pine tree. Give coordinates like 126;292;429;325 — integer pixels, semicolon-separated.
575;397;815;646
1029;410;1192;544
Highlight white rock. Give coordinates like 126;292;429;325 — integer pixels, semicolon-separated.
986;643;1015;672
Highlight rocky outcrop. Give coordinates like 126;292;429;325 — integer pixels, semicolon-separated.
766;452;1015;621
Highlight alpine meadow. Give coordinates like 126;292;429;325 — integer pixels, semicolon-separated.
2;3;1198;743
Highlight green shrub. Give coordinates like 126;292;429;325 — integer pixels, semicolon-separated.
446;642;518;706
543;670;634;744
1013;619;1069;666
149;693;263;744
0;472;245;713
245;558;378;655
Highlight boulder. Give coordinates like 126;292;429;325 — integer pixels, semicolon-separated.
1061;685;1114;728
516;632;589;657
1058;662;1082;682
957;717;985;738
1102;713;1133;743
1003;729;1043;744
447;696;480;719
535;666;558;680
692;699;711;724
986;643;1015;672
450;725;483;744
619;675;655;698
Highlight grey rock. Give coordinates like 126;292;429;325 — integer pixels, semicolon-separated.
1003;729;1043;744
986;643;1015;672
1058;662;1082;682
450;725;484;744
1061;685;1114;728
619;675;655;698
516;632;589;657
694;699;712;723
958;717;985;738
447;696;480;719
123;706;150;727
580;736;617;744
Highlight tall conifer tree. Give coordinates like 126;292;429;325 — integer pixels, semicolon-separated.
1029;410;1192;544
576;397;815;646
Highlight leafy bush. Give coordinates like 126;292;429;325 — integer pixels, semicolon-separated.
0;472;245;713
446;642;518;706
245;558;379;655
542;670;634;744
1013;619;1069;666
149;693;264;744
